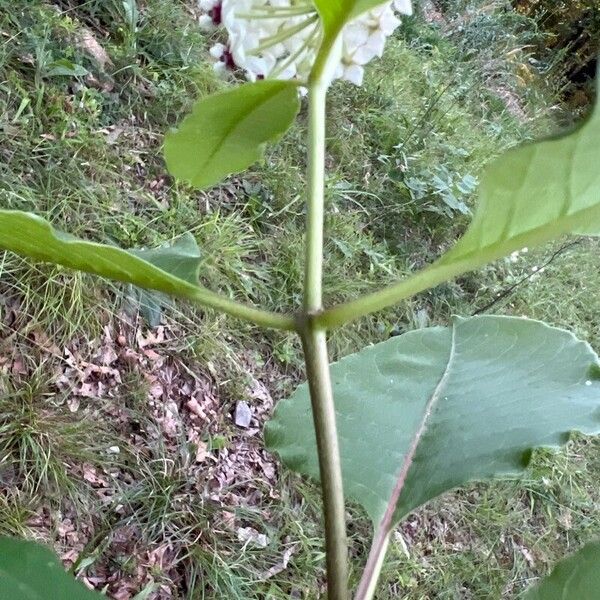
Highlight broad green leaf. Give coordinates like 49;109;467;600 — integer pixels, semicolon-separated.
525;541;600;599
130;233;202;285
0;211;294;329
128;287;165;327
440;82;600;258
0;210;295;330
0;211;204;299
46;58;89;77
127;234;201;326
0;537;102;599
319;74;600;328
164;80;300;190
266;316;600;526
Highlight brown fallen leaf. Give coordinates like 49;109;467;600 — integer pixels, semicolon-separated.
238;526;268;548
234;401;252;428
76;28;113;70
261;545;298;580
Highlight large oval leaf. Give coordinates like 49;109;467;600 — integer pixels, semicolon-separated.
266;316;600;526
164;80;300;190
0;210;294;330
0;537;102;599
525;541;600;599
318;74;600;328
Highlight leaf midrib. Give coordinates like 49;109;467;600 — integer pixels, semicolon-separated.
374;324;457;532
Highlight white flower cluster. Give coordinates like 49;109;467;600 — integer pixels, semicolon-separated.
198;0;413;86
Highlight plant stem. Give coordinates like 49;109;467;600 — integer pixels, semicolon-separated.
303;78;349;599
187;286;296;330
354;532;392;600
301;326;349;600
304;79;327;312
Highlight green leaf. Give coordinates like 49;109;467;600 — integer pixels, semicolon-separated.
0;211;204;299
0;210;294;329
130;233;202;285
128;287;165;327
164;80;300;190
46;59;89;78
266;316;600;527
318;74;600;328
0;537;102;599
126;234;201;326
525;541;600;599
440;88;600;262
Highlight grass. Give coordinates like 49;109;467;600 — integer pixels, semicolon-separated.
1;0;599;597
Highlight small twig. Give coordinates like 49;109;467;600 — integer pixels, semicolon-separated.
471;239;583;316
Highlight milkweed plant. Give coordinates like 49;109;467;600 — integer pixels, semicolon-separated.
1;1;600;598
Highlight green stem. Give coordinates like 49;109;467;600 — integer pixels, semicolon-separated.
354;532;392;600
188;287;296;330
301;326;349;600
304;80;327;312
303;78;349;599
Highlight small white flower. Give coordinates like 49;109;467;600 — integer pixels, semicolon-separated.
198;0;413;86
394;0;413;15
213;60;229;78
341;63;365;86
198;0;219;9
199;14;217;31
209;43;227;59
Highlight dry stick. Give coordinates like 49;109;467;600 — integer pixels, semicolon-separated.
471;239;582;316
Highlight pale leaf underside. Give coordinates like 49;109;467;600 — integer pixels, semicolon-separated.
266;316;600;527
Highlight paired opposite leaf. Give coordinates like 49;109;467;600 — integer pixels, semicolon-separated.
440;77;600;264
0;211;294;329
525;541;600;599
130;233;202;285
266;316;600;526
128;233;202;326
0;537;102;600
0;210;206;301
164;80;300;190
429;74;600;280
320;73;600;327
